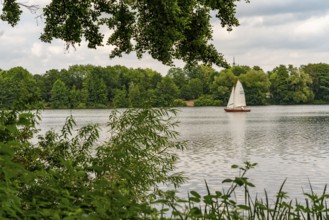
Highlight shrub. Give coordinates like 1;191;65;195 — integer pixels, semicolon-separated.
194;95;222;106
173;99;187;107
2;108;329;219
1;108;186;219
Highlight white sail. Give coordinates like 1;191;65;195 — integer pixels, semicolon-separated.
224;80;250;112
233;80;246;107
227;87;235;108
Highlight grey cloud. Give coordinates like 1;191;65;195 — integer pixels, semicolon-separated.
237;0;329;17
1;0;329;74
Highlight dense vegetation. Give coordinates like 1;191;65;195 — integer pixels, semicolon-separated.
1;108;329;219
1;63;329;109
2;1;329;219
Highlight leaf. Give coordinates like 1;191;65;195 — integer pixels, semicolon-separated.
234;177;244;186
222;178;233;183
190;207;202;216
189;197;201;203
190;190;201;198
215;191;222;197
238;204;250;210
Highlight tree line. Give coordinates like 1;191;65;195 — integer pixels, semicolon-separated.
1;63;329;109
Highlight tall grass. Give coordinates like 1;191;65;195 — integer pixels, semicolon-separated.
155;162;329;219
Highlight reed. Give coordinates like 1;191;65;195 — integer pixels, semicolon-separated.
156;162;329;220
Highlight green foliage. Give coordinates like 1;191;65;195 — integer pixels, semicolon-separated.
155;76;179;107
1;63;329;108
269;65;293;104
239;69;270;105
2;106;329;219
84;71;108;108
128;82;146;107
50;79;70;108
232;65;251;76
173;99;187;107
2;0;250;67
303;63;329;102
0;0;22;26
167;68;187;90
188;78;204;100
210;68;237;103
269;65;314;104
112;89;129;108
69;85;81;108
194;95;222;106
0;107;186;219
288;67;314;103
0;109;39;219
157;162;329;219
0;67;41;110
0;77;19;109
97;108;186;198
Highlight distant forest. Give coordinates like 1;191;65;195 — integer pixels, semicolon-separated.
1;63;329;109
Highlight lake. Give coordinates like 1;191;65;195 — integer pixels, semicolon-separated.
38;105;329;200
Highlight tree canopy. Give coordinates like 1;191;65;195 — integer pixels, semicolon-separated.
1;0;249;67
2;63;328;109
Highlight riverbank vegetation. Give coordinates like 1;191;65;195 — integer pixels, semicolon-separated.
2;1;329;219
1;63;329;109
1;108;329;219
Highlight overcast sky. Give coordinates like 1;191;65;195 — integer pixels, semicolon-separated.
0;0;329;75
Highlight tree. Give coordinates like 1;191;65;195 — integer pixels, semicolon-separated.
269;65;290;104
269;65;314;104
167;67;187;91
69;86;82;108
0;77;20;109
239;69;270;105
50;79;70;108
112;89;129;108
188;78;203;99
210;68;237;103
1;0;249;67
128;82;140;107
287;66;314;104
232;65;251;76
184;64;219;95
155;76;179;107
180;84;193;100
0;67;41;110
303;63;329;102
83;72;108;108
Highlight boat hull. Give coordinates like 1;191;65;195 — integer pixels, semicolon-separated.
224;108;251;112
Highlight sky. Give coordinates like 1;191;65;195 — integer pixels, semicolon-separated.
0;0;329;75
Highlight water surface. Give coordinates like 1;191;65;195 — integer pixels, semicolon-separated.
39;105;329;200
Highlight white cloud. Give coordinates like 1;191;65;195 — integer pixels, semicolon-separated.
294;13;329;37
1;0;329;74
31;43;43;57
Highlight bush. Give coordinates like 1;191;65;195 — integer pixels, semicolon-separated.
194;95;222;106
1;108;185;219
2;108;329;219
173;99;187;107
76;102;87;109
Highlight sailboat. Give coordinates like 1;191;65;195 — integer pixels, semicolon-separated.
224;80;251;112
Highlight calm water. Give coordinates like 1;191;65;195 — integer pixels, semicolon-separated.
39;105;329;200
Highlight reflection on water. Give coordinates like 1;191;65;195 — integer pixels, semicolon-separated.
175;105;329;199
38;105;329;200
